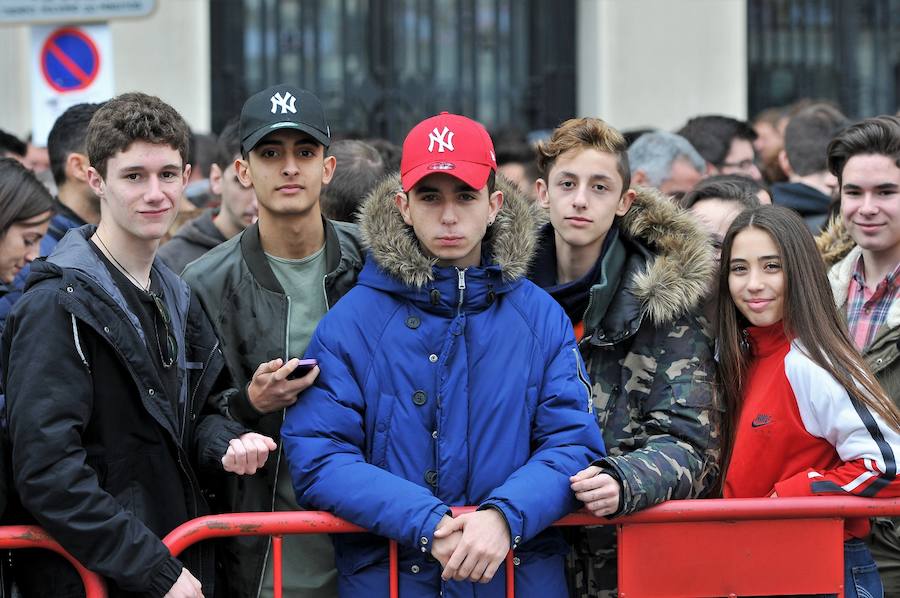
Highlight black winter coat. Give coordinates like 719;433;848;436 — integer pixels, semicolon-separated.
0;226;246;597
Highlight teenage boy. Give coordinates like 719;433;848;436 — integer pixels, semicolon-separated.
1;92;274;597
528;117;719;597
281;112;604;597
159;119;259;272
183;84;364;597
819;114;900;594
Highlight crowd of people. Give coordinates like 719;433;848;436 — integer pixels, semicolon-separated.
0;86;897;598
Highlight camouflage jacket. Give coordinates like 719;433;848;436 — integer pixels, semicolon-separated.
533;186;720;515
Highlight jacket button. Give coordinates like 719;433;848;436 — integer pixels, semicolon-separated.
877;358;883;365
103;326;110;334
420;536;429;545
513;556;521;566
148;388;155;396
424;470;438;487
428;354;438;363
432;430;438;439
514;535;521;545
410;564;420;574
405;315;420;329
412;391;427;406
66;286;74;293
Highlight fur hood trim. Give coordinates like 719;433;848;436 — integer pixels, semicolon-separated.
620;186;716;325
358;173;539;288
816;214;856;267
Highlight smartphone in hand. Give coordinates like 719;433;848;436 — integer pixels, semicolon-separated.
286;358;318;380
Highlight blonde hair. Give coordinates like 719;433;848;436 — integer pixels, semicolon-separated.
535;117;631;190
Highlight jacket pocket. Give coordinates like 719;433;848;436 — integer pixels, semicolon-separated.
370;393;396;467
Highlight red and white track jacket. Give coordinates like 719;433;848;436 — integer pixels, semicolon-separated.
723;323;900;538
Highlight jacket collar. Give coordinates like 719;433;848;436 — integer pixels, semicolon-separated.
829;245;900;329
358;173;539;289
37;224;191;370
239;217;348;295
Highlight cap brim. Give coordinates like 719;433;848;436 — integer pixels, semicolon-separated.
401;160;493;192
242;122;330;153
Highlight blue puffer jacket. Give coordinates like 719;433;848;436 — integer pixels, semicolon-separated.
282;175;605;598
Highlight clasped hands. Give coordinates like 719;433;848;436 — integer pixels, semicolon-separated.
431;509;510;584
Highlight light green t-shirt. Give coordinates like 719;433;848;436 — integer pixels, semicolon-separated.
261;244;337;598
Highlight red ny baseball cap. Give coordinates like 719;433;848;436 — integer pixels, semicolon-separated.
400;112;498;192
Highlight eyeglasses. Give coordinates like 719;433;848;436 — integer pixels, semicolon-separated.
150;291;178;369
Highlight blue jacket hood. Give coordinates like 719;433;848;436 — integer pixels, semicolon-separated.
357;174;540;289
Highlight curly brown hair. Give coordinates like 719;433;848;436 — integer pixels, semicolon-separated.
86;92;190;178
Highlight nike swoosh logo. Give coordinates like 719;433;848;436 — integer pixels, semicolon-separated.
752;414;773;428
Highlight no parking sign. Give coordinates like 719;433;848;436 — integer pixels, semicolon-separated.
30;24;114;145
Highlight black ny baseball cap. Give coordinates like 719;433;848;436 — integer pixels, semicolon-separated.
239;84;331;153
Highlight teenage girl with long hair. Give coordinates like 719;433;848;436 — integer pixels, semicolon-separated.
717;205;900;597
0;158;53;293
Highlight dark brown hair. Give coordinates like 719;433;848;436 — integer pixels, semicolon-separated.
86;92;190;179
535;117;631;192
827;115;900;186
716;205;900;474
0;158;54;234
680;174;762;210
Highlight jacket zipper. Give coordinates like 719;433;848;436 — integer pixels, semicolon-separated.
256;409;287;598
182;341;219;443
283;296;292;362
322;273;331;310
456;268;466;315
257;297;292;598
99;325;200;520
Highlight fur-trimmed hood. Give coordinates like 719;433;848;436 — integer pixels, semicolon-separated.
531;185;713;331
614;186;715;326
816;213;856;267
529;185;714;343
358;173;539;288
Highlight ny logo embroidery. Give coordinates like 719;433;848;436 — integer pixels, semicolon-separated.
428;127;455;153
270;92;297;115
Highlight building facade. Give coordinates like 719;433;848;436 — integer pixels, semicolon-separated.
1;0;896;142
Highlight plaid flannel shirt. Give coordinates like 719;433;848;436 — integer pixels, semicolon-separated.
846;254;900;350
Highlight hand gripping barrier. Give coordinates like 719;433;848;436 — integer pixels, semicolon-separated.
162;496;900;598
0;525;107;597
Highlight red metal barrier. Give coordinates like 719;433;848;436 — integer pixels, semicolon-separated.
162;497;900;598
0;525;107;598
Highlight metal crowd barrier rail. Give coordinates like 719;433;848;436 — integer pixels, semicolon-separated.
161;496;900;598
0;525;107;597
